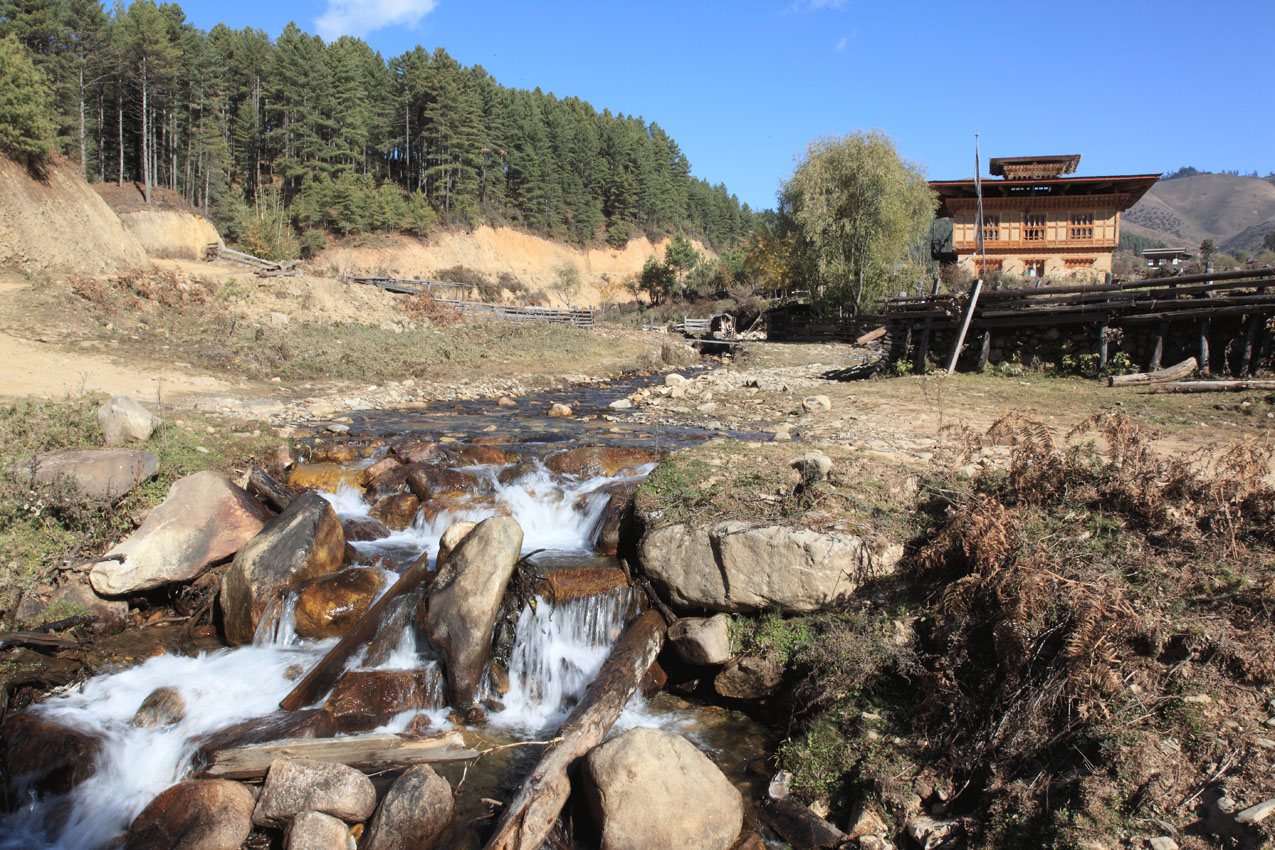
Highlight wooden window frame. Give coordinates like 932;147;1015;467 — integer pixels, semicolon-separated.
1064;257;1094;269
1069;212;1094;240
1021;258;1045;276
981;215;1000;242
1023;213;1046;242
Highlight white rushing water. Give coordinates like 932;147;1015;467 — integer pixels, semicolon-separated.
0;454;661;849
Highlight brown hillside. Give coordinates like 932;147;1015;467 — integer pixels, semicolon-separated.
93;183;222;260
0;156;150;277
1124;172;1275;253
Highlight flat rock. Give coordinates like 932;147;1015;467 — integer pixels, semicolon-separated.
289;463;364;494
13;448;158;501
638;519;902;614
253;758;376;827
582;726;742;850
220;492;345;645
98;396;157;445
90;471;270;595
360;765;453;850
124;779;255;850
546;446;656;478
535;568;629;603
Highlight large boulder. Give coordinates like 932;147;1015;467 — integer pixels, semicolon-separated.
220;492;345;645
252;758;376;827
13;448;158;501
97;396;156;445
637;519;902;613
668;614;731;667
292;568;387;639
90;471;270;595
1;711;103;797
123;779;255;850
360;765;453;850
582;727;742;850
546;446;656;478
420;516;523;708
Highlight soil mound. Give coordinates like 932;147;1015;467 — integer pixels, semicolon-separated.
0;156;150;278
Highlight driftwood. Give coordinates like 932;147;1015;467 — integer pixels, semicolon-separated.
279;549;434;711
0;631;80;650
481;610;667;850
247;466;295;513
196;731;476;780
1108;357;1197;387
1148;380;1275;394
362;587;424;668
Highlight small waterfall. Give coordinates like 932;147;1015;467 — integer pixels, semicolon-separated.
489;586;635;735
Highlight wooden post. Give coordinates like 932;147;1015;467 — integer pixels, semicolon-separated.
1098;322;1109;372
977;330;991;371
1200;261;1214;375
946;278;984;376
1149;321;1168;372
915;275;941;373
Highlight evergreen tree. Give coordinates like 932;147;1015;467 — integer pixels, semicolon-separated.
0;32;55;160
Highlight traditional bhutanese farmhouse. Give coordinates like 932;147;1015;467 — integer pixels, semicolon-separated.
930;155;1159;281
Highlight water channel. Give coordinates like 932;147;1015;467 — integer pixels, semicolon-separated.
1;371;777;849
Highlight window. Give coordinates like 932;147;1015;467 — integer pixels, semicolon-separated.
1064;257;1094;269
1024;213;1046;241
1069;212;1094;240
981;215;1000;241
1021;259;1045;276
976;258;1003;274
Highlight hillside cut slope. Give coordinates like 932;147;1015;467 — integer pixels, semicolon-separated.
93;183;222;261
1123;173;1275;253
0;157;151;278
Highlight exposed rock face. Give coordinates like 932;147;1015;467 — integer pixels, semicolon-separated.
288;463;364;494
13;448;158;501
98;396;157;445
252;758;376;827
284;811;350;850
668;614;731;666
293;568;387;639
361;765;453;850
582;726;742;850
1;711;103;796
323;670;444;733
123;779;255;850
535;568;629;604
90;471;270;595
420;516;523;707
714;656;784;699
637;519;902;613
220;492;345;645
546;446;656;478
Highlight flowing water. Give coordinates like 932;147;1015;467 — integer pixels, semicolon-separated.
0;377;773;849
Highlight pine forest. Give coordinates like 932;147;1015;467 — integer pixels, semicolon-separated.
0;0;758;254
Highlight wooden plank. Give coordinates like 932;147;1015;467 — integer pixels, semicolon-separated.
945;278;983;375
197;732;477;780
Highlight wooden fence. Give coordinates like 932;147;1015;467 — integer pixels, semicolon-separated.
881;266;1275;373
343;275;595;330
341;275;473;300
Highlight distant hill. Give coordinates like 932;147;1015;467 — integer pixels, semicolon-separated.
1123;172;1275;255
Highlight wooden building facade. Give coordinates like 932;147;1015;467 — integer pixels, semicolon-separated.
930;155;1159;282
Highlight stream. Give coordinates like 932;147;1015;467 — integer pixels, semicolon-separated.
1;372;776;850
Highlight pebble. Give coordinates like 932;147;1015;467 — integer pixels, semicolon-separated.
1148;838;1177;850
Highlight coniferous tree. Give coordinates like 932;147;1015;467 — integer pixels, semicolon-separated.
0;32;55;161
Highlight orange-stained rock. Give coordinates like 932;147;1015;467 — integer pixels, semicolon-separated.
546;446;657;478
342;517;391;542
324;671;445;732
360;457;401;486
370;493;420;531
393;441;444;465
535;568;629;603
288;463;364;494
588;482;639;556
293;568;388;639
451;444;512;466
406;467;478;502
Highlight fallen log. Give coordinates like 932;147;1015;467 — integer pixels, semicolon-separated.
196;731;476;780
247;466;295;513
279;548;434;711
855;326;886;345
481;610;667;850
0;630;80;650
1107;357;1196;387
1148;380;1275;394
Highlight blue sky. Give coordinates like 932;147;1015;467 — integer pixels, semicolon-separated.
173;0;1274;212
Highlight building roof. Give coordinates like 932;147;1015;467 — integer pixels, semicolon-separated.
1142;247;1192;258
929;173;1161;217
988;155;1081;179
